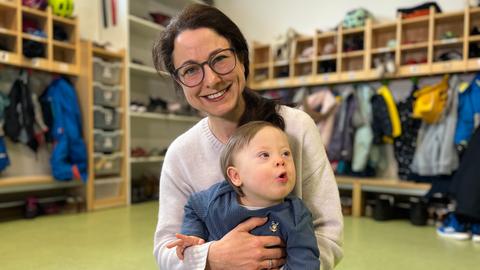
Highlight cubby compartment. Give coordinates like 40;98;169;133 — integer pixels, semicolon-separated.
401;18;429;45
372;23;397;54
294;37;314;61
21;9;48;39
434;12;464;41
252;67;269;82
273;63;290;78
94;130;123;153
470;9;480;37
93;57;122;85
252;44;270;65
93;82;122;107
0;34;17;53
341;55;364;72
293;61;312;77
0;2;18;32
342;29;364;52
52;19;75;43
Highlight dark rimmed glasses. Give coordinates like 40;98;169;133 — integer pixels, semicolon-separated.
174;48;236;87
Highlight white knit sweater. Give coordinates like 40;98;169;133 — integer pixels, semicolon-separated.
153;105;343;270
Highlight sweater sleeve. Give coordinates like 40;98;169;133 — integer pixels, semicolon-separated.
153;155;209;270
285;107;344;270
181;192;210;240
283;200;320;270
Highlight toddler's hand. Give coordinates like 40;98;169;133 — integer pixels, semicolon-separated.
166;233;206;260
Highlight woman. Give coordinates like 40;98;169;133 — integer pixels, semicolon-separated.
152;4;343;270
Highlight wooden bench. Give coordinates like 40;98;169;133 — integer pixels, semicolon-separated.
336;176;432;217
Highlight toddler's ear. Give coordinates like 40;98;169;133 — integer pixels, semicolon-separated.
227;166;242;187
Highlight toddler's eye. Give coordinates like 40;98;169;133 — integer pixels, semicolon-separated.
259;152;270;158
282;150;291;157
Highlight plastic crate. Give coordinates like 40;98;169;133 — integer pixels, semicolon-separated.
94;153;122;176
94;177;123;200
93;82;122;107
93;130;122;152
93;57;122;85
93;106;121;130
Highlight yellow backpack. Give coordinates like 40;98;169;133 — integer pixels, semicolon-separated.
413;75;449;124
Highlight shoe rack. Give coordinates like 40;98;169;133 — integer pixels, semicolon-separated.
77;41;128;211
250;6;478;90
127;0;200;204
0;0;80;75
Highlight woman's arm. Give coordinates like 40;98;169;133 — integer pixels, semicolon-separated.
206;217;286;270
154;166;212;270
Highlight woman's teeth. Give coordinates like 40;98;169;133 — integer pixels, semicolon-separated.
206;89;226;100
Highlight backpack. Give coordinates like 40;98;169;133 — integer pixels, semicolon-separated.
42;78;88;181
3;73;39;152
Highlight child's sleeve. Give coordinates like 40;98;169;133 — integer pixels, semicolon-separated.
180;193;209;240
284;199;320;270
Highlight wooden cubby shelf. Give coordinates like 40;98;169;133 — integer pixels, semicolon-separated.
0;1;80;75
250;6;478;90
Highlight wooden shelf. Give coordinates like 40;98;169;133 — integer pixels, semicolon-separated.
249;6;473;90
402;15;429;25
0;0;17;9
469;35;480;42
253;62;269;69
372;22;396;30
129;14;164;36
342;50;364;58
21;6;47;17
22;33;48;43
53;40;75;50
52;14;76;26
317;54;337;61
433;38;463;46
371;47;396;54
401;42;428;50
342;27;364;35
0;28;16;36
130;111;200;123
130;156;165;164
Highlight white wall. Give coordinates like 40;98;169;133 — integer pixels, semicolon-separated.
215;0;469;43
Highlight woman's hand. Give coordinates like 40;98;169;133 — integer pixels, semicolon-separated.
166;233;205;260
206;217;286;270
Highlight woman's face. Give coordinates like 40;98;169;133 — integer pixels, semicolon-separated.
172;28;246;121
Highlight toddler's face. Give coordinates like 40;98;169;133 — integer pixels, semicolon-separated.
229;126;296;207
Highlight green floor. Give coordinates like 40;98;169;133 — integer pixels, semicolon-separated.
0;202;478;270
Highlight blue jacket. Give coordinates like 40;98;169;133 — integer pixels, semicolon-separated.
455;73;480;145
43;78;88;181
182;181;320;270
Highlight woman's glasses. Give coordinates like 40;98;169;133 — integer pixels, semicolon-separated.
174;48;236;87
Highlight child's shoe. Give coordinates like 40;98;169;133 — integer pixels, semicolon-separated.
437;213;470;240
471;223;480;243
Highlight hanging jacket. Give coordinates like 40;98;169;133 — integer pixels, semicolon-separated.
301;87;338;146
3;74;41;152
352;84;374;172
394;81;422;180
328;87;356;162
0;92;10;171
411;75;460;176
454;73;480;146
42;78;88;182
